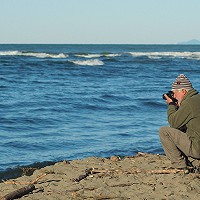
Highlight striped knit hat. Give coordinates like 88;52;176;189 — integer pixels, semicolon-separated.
172;74;193;90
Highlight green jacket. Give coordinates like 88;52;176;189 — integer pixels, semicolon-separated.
168;89;200;152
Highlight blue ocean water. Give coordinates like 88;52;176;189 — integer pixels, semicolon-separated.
1;44;200;177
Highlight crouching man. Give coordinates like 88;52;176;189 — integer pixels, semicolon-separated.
159;74;200;170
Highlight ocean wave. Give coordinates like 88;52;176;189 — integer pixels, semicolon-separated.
105;53;121;57
76;53;121;58
70;59;104;66
0;51;68;58
76;54;102;58
129;51;200;60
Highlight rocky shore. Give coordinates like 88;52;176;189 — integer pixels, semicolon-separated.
1;153;200;200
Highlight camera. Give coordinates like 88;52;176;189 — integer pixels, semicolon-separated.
162;91;178;103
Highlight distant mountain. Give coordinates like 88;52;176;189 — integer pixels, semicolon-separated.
177;39;200;45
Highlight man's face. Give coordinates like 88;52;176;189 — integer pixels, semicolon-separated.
173;89;186;103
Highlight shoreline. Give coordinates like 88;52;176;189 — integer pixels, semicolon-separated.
0;161;58;182
0;152;163;181
1;153;200;199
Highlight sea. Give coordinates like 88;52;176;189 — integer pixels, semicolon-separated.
1;44;200;180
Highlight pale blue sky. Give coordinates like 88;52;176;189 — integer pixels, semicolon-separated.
0;0;200;44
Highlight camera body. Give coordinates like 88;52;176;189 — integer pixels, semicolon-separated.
162;91;178;103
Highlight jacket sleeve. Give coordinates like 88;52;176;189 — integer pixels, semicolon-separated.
167;101;193;129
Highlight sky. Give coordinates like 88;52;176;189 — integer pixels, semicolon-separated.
0;0;200;44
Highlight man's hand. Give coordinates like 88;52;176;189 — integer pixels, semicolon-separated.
164;94;173;105
164;94;179;106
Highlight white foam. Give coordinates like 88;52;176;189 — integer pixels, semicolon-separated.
0;51;20;56
104;53;121;57
0;51;68;58
76;54;102;58
76;53;121;58
129;51;200;60
70;59;104;66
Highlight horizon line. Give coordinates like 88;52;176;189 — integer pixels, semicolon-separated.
1;43;200;45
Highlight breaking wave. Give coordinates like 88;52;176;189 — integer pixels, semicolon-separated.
76;54;102;58
1;50;200;61
76;53;121;58
70;59;104;66
0;51;68;58
129;51;200;60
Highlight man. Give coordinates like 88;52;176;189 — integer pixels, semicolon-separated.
159;74;200;170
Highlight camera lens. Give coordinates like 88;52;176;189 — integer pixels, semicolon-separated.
162;94;167;100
